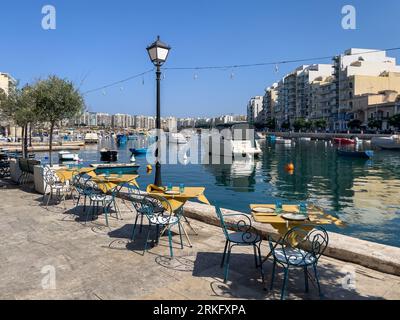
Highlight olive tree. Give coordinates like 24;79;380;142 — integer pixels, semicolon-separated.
0;85;36;157
33;76;84;165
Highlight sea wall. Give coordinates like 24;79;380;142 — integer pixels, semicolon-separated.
266;132;392;140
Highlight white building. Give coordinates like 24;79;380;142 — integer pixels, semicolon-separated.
247;96;263;125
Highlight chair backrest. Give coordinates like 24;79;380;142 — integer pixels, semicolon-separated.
72;173;92;195
117;182;145;211
272;225;329;266
143;195;175;224
215;206;230;240
43;167;61;186
27;160;41;174
18;158;29;172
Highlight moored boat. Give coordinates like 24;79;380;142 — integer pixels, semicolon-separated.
275;137;292;145
169;132;187;144
116;134;127;145
129;148;148;156
371;135;400;150
100;149;118;162
58;151;81;162
90;163;140;175
333;137;356;145
84;133;99;144
337;149;374;159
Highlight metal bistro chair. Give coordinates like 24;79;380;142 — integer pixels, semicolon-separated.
215;206;264;284
71;172;93;212
268;225;329;300
42;166;71;208
131;195;183;257
84;179;118;227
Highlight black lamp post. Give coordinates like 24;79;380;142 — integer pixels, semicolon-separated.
147;36;171;186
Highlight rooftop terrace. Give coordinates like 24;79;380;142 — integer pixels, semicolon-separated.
0;179;399;300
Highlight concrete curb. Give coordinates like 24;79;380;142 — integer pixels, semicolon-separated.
182;201;400;276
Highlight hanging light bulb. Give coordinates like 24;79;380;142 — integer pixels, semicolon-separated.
142;77;145;85
230;72;235;80
275;64;279;73
102;90;106;96
193;73;198;80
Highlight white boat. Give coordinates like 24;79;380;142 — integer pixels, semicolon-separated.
371;135;400;150
169;132;187;144
58;151;81;161
275;137;292;145
207;122;262;158
299;137;311;141
84;132;99;144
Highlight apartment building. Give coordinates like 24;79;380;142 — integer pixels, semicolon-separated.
261;84;278;124
247;96;263;125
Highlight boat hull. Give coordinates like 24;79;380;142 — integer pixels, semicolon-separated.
91;163;140;175
333;138;355;145
100;150;118;162
129;148;148;155
337;150;374;159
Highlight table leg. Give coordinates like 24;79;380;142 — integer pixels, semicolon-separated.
262;237;282;265
183;215;198;235
180;222;193;248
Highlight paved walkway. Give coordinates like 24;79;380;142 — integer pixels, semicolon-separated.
0;179;399;300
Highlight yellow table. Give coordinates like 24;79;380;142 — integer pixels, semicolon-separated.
146;184;210;212
250;203;344;238
56;167;96;182
92;174;140;192
146;184;210;247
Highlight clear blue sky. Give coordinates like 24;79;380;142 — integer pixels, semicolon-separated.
1;0;399;117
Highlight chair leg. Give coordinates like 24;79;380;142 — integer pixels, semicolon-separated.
46;189;52;207
143;226;152;255
131;214;139;241
221;240;228;268
85;200;92;224
178;221;184;249
253;245;258;268
223;245;232;283
139;214;144;233
168;227;174;258
304;266;309;293
257;245;265;285
270;259;276;290
103;206;109;227
281;267;289;300
313;264;323;298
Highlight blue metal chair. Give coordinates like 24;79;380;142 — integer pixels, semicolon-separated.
71;173;93;213
131;194;183;257
215;206;264;283
83;179;117;227
268;225;329;300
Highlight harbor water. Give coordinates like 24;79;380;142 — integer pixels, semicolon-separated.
36;136;400;248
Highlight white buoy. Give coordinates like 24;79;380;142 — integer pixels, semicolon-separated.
130;154;136;162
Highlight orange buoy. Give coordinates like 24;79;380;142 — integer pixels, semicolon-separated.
146;165;153;172
285;163;295;171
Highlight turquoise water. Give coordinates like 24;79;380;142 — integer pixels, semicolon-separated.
40;137;400;248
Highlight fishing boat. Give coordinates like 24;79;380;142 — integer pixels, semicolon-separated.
299;137;311;141
371;135;400;150
90;163;140;175
127;134;138;140
337;149;374;159
275;137;292;145
129;148;148;156
333;137;357;145
58;151;81;162
267;135;277;142
100;149;118;162
116;134;127;145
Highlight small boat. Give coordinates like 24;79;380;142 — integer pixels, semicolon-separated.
337;149;374;159
127;135;138;141
100;149;118;162
91;163;140;175
116;134;127;145
169;132;187;144
333;138;356;145
58;151;81;162
129;148;148;156
371;135;400;150
84;133;99;144
275;137;292;145
267;135;277;142
299;137;311;141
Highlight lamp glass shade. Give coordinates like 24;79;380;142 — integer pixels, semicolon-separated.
146;36;170;65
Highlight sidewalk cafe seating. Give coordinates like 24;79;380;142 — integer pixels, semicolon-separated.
18;158;41;184
268;225;329;300
0;153;10;178
215;206;265;284
131;194;183;257
42;166;71;208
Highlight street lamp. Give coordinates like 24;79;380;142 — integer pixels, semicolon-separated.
147;36;171;186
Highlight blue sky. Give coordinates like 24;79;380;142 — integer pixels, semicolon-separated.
1;0;399;117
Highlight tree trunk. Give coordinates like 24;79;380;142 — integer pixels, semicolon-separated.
49;123;54;167
29;123;32;147
21;125;25;158
24;124;28;158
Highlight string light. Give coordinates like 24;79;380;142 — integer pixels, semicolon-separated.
230;72;235;80
83;46;400;95
193;73;198;80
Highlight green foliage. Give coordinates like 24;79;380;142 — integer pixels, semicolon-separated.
368;119;382;130
313;119;327;130
281;121;291;130
389;114;400;130
293;118;307;131
265;118;276;130
348;119;362;129
33;76;84;125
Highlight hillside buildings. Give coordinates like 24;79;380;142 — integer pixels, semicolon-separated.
253;49;400;131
